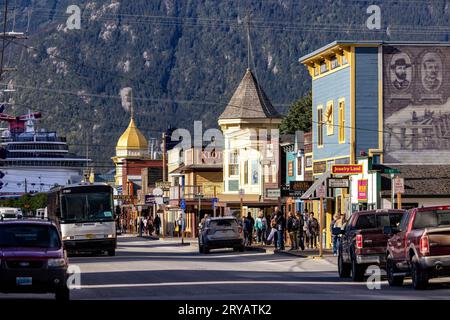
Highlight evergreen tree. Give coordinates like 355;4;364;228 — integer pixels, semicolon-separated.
280;91;312;134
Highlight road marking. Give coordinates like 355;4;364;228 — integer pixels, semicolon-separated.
80;280;384;289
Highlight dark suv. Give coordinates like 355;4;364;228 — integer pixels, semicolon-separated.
337;209;405;281
385;206;450;289
0;220;70;300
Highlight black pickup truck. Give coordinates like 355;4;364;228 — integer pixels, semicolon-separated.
337;209;406;281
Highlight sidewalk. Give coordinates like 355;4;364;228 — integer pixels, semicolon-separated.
254;243;338;265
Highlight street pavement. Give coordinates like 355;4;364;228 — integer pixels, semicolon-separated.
1;236;450;300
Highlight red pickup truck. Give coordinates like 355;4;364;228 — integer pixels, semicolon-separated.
338;209;406;281
385;206;450;289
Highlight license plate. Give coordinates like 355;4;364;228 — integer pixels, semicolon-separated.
85;234;95;239
16;277;32;286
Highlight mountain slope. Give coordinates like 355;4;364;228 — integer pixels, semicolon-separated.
3;0;450;171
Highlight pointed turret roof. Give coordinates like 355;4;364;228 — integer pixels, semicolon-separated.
219;69;281;120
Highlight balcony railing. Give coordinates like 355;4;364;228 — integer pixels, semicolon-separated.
170;183;224;201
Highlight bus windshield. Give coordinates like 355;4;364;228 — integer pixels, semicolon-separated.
61;192;113;223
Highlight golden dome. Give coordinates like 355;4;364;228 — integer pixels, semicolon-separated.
116;118;148;150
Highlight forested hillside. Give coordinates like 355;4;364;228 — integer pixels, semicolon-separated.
3;0;450;170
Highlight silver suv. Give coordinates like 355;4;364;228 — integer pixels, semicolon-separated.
198;217;244;254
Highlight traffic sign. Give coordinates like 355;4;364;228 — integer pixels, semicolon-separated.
180;199;186;210
211;197;218;209
394;177;404;194
153;187;163;197
239;189;245;198
384;169;401;174
144;194;156;204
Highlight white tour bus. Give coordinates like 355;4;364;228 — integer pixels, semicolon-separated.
47;183;117;256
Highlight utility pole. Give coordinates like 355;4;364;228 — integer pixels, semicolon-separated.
24;178;27;193
0;0;27;81
390;173;395;209
0;0;9;80
162;132;166;182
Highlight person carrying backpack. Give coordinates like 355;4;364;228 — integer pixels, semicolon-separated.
255;211;265;244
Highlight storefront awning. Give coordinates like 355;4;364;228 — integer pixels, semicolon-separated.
300;172;331;200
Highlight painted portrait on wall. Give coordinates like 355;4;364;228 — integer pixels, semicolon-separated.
383;46;450;164
421;52;443;92
390;53;412;91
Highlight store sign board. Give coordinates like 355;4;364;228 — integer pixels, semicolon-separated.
332;164;363;175
358;179;368;202
328;178;350;188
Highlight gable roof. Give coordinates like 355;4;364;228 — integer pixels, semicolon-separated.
219;68;281;120
378;165;450;196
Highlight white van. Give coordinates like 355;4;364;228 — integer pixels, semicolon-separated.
36;207;48;219
0;207;22;221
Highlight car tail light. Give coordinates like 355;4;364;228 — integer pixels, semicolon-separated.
420;235;430;256
238;226;243;234
356;234;363;249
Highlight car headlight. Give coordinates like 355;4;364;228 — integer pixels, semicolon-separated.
107;234;114;238
48;258;67;268
62;236;74;240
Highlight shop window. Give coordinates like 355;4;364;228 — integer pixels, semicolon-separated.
342;53;348;65
317;106;324;147
297;157;302;175
288;161;294;177
228;150;239;176
331;56;340;69
325;101;334;136
320;61;328;73
244;160;248;184
338;100;345;143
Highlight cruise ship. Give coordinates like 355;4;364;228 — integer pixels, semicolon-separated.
0;109;91;197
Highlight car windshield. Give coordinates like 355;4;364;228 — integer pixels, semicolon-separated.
413;210;450;229
208;219;237;228
355;213;404;229
0;225;61;248
61;192;113;223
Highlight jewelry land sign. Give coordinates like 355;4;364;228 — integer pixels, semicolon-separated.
332;164;363;175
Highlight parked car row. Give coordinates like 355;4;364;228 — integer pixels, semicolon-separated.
337;206;450;290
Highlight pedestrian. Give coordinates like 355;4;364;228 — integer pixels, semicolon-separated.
287;212;299;251
244;212;254;246
154;213;161;236
143;217;148;235
254;212;263;244
296;211;305;251
175;213;183;237
332;212;345;256
269;207;279;247
148;216;154;235
275;207;285;251
308;212;319;249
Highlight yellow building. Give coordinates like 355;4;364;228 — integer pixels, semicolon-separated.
218;68;282;217
111;114;149;189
